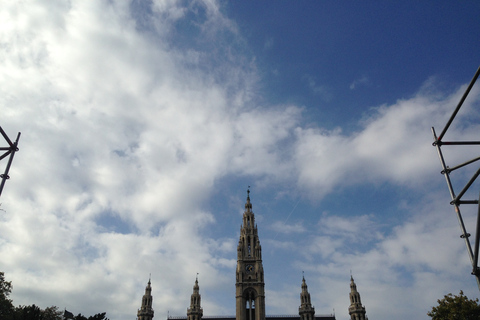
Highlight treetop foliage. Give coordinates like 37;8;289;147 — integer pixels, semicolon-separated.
428;290;480;320
0;272;109;320
0;271;14;319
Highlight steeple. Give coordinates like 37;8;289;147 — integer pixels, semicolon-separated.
299;274;315;320
348;276;367;320
187;275;203;320
137;278;154;320
236;189;265;320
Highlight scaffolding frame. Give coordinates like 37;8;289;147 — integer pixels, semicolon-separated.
0;126;21;197
432;66;480;289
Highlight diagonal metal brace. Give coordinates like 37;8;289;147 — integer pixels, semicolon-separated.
0;127;21;197
431;65;480;291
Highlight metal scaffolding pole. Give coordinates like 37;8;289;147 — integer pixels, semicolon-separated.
0;126;21;197
431;66;480;290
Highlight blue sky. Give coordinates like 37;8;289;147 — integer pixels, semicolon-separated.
1;1;480;320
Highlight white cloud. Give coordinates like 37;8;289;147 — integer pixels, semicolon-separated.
264;37;274;50
296;195;478;320
294;83;480;199
302;75;332;101
349;76;369;90
0;0;251;318
270;221;306;234
318;214;381;244
1;1;479;320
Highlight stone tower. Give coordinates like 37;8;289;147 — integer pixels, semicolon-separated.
348;276;366;320
137;278;154;320
236;190;266;320
187;275;203;320
298;275;315;320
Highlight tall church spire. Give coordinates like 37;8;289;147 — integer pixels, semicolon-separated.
348;276;367;320
187;275;203;320
298;274;315;320
236;189;265;320
137;278;154;320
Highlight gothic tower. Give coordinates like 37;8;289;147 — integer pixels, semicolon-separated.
348;276;366;320
236;190;265;320
298;275;315;320
187;275;203;320
137;278;154;320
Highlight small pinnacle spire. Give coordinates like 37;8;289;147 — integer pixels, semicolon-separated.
194;274;199;291
350;276;356;291
301;274;308;291
299;272;314;318
138;276;154;320
348;275;366;320
188;274;203;320
245;187;253;212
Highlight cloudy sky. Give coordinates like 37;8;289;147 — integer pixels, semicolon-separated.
1;1;480;319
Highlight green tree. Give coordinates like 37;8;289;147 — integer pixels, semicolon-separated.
0;272;14;320
428;290;480;320
87;312;108;320
73;312;109;320
0;272;106;320
13;304;42;320
42;306;62;320
73;314;87;320
13;305;62;320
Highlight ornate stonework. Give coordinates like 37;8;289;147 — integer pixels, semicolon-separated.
187;276;203;320
137;191;357;320
137;279;154;320
348;276;367;320
235;190;265;320
299;275;315;320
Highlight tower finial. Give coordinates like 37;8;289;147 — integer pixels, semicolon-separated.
245;187;252;211
138;274;154;320
188;272;202;320
348;275;366;320
299;270;314;319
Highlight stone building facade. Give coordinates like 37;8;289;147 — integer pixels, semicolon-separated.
348;276;367;320
136;191;368;320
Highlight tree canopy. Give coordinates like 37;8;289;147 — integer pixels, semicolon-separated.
1;272;109;320
13;304;62;320
428;290;480;320
0;271;15;320
72;312;109;320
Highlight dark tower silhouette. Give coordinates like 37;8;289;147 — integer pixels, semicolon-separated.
187;275;203;320
137;278;154;320
348;276;366;320
236;190;265;320
299;275;315;320
138;191;339;320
